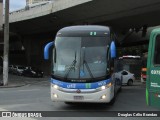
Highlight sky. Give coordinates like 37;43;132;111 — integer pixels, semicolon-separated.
9;0;26;12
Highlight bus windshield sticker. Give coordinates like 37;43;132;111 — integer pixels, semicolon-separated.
57;65;65;71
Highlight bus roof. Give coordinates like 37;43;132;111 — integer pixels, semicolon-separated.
59;25;110;32
57;25;110;37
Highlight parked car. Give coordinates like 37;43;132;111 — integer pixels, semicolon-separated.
115;70;135;86
12;65;26;76
9;65;16;73
22;67;43;78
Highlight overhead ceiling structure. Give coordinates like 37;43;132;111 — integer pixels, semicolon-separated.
9;0;160;36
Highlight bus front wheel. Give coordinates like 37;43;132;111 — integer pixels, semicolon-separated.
109;89;116;105
65;102;74;105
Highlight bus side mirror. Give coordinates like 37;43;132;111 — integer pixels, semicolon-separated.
110;41;116;58
44;41;54;60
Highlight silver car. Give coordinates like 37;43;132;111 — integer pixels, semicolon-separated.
115;70;135;86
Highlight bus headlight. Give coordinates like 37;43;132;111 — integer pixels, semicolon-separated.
53;84;59;89
101;83;112;90
101;86;106;90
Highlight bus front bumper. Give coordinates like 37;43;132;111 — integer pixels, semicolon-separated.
50;84;114;103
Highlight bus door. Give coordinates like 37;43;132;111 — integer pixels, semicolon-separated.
147;32;160;108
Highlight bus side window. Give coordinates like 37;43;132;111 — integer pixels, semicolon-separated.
154;35;160;65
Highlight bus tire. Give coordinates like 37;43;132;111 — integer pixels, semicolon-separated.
109;89;116;105
127;79;133;86
109;96;115;105
118;86;122;92
118;80;122;92
65;102;74;105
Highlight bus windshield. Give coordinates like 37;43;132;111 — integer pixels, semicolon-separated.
52;36;109;82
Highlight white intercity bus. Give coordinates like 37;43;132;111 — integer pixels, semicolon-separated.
44;25;122;104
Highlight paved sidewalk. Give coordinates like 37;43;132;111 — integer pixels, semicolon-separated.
0;75;27;88
0;81;26;88
0;74;49;88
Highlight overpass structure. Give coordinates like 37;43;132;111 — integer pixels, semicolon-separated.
1;0;160;74
9;0;160;35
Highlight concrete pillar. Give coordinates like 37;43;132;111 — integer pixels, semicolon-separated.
22;35;50;73
0;0;3;30
20;34;54;75
22;37;32;66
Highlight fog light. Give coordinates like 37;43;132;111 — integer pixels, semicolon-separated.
101;95;106;99
53;94;58;98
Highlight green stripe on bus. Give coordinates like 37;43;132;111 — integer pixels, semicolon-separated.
146;88;149;105
85;83;91;88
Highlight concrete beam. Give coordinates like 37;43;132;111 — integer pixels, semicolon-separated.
9;0;92;23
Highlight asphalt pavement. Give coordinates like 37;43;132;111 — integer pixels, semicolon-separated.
0;75;159;120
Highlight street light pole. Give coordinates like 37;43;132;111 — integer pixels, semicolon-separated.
3;0;10;86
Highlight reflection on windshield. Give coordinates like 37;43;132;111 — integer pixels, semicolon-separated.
53;37;108;81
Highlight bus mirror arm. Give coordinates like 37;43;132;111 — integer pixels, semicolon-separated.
44;41;54;60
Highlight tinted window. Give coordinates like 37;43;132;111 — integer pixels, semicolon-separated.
18;66;25;69
122;71;128;75
154;35;160;65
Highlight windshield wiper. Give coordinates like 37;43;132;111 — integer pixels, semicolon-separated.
83;60;94;79
82;47;94;79
64;52;77;79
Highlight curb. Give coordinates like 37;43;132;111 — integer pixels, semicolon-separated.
0;82;27;88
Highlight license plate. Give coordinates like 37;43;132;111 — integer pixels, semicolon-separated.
74;96;84;100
